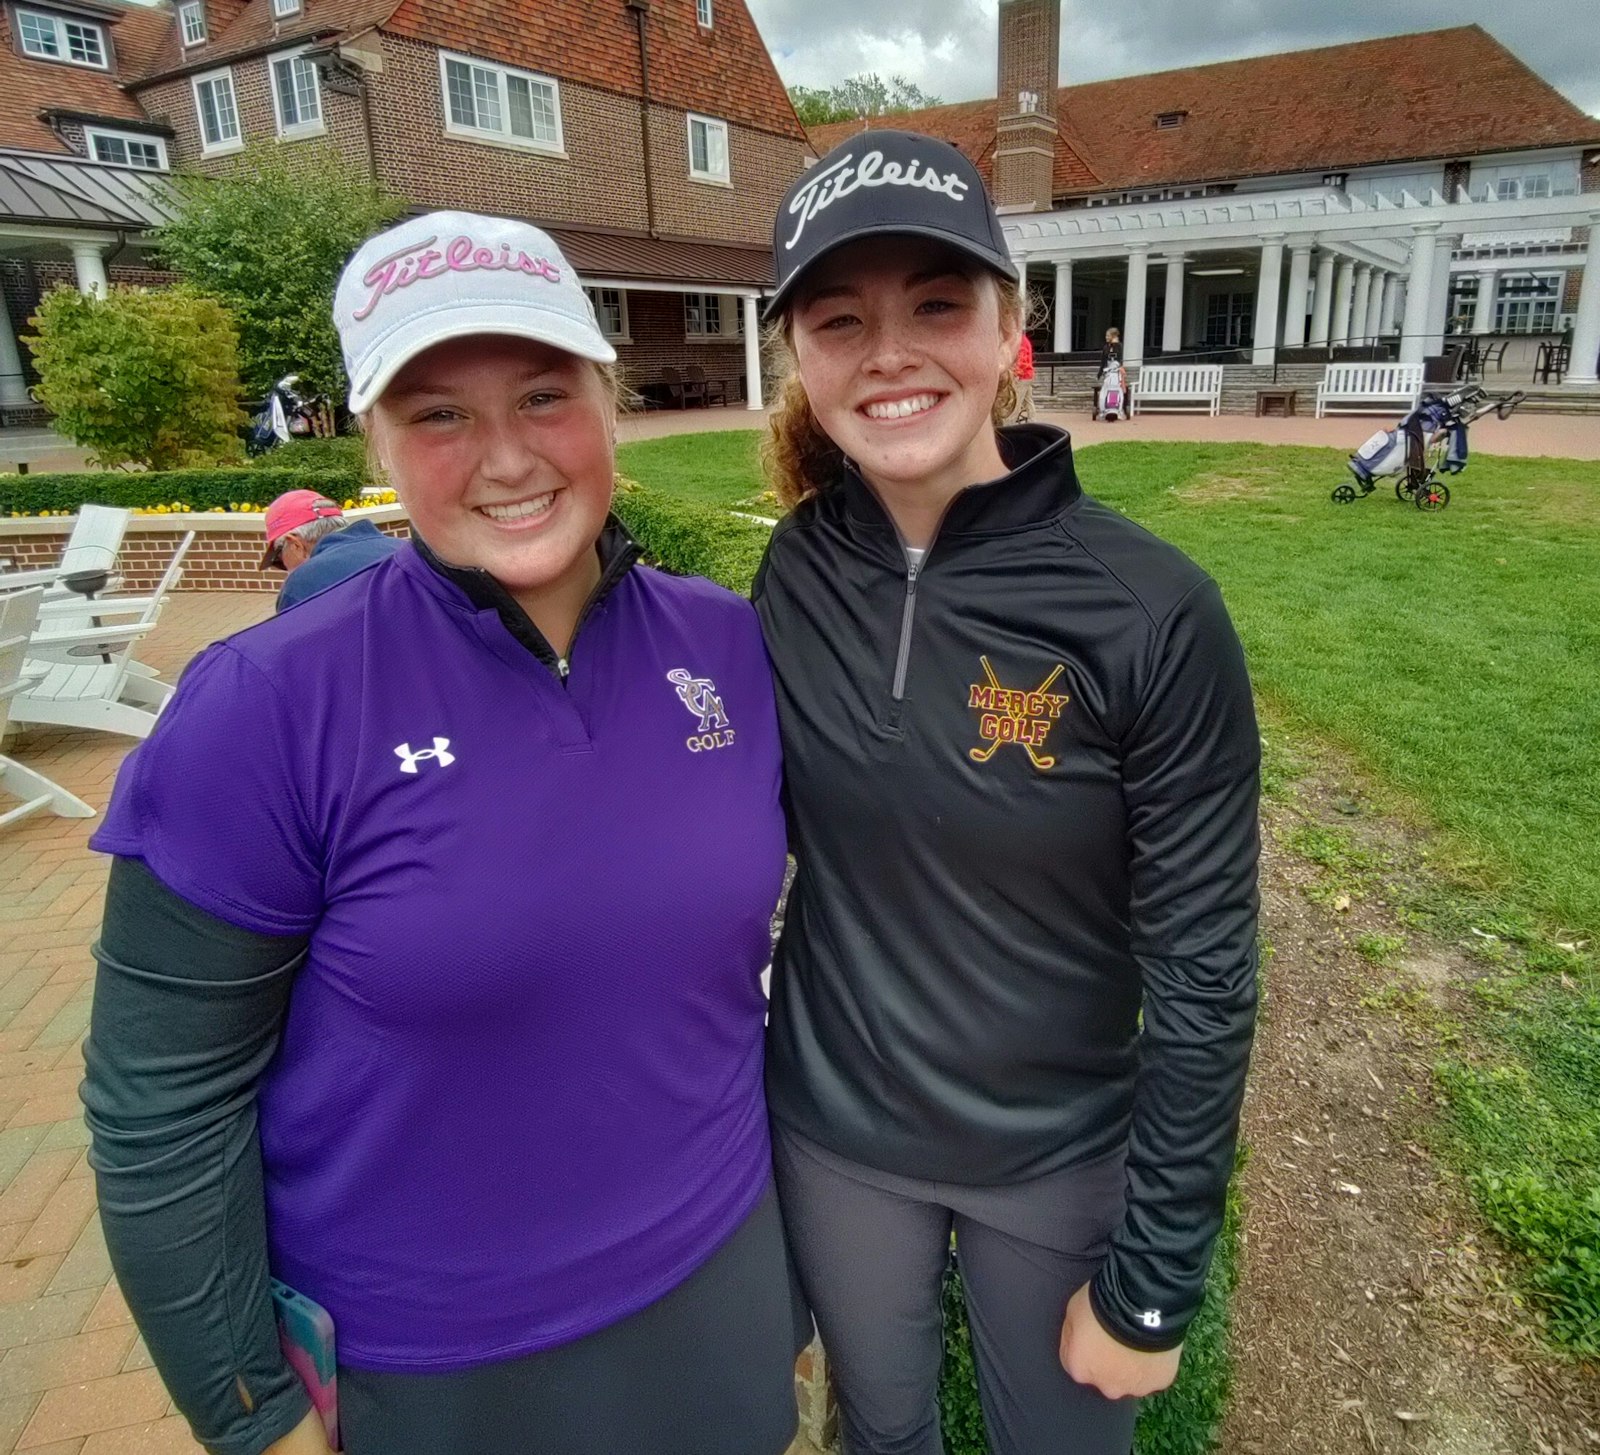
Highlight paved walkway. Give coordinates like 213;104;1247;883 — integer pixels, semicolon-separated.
622;402;1600;459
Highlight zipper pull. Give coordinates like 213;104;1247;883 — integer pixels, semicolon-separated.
557;657;570;680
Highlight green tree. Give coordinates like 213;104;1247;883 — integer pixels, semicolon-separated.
154;145;405;397
26;285;247;470
788;73;941;126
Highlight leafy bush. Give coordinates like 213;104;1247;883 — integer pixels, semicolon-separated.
0;467;361;517
611;480;772;594
26;286;247;470
252;436;374;483
155;146;405;397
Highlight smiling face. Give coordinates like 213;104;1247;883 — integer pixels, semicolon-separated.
366;334;615;638
788;236;1021;510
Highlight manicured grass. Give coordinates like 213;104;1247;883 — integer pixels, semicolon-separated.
615;429;770;511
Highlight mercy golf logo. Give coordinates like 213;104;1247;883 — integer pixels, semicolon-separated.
967;656;1069;772
667;669;734;753
395;737;455;774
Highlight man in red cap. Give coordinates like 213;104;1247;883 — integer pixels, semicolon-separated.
262;488;400;611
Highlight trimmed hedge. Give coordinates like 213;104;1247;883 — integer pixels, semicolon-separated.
251;436;371;480
611;481;773;595
0;467;362;517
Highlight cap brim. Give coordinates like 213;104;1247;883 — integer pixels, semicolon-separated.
347;305;618;414
763;223;1020;321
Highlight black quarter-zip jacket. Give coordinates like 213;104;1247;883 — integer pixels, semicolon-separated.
753;424;1260;1352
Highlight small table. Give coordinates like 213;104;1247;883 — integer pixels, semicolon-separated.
1256;387;1298;418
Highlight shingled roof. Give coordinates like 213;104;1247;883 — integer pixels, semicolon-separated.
0;1;172;154
129;0;806;142
807;25;1600;199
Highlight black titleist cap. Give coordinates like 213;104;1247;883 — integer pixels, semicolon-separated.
765;129;1019;320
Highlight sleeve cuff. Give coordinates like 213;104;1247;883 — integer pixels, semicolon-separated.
1087;1274;1190;1354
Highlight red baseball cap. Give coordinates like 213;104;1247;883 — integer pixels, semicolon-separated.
262;490;344;569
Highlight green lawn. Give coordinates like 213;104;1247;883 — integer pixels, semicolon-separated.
615;429;769;510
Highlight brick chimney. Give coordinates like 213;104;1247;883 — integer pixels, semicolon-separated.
994;0;1060;212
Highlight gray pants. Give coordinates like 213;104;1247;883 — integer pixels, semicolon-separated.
774;1123;1138;1455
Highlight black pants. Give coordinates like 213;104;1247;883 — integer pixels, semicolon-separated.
340;1183;808;1455
774;1124;1138;1455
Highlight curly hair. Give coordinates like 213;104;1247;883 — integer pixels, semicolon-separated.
761;276;1026;513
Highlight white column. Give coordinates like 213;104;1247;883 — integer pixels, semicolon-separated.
1471;268;1498;336
1122;244;1149;368
1160;254;1186;354
1567;219;1600;385
1381;273;1401;335
742;294;763;410
70;242;108;299
1427;233;1458;351
1052;260;1073;353
1282;243;1314;348
0;301;29;407
1309;250;1335;346
1349;267;1373;346
1364;269;1386;342
1330;259;1356;347
1251;234;1285;367
1400;224;1441;365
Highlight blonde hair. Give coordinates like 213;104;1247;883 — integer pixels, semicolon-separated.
761;275;1025;513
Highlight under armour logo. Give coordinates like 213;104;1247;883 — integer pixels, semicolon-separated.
1140;1310;1163;1329
395;737;455;773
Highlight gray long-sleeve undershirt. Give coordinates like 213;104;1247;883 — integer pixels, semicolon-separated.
82;855;313;1455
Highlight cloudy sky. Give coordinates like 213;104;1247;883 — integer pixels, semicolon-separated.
746;0;1600;118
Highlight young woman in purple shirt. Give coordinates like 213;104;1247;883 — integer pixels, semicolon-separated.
82;212;804;1455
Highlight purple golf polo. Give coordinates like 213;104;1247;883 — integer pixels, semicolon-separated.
92;544;787;1372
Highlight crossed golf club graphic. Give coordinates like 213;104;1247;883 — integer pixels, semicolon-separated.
968;656;1066;771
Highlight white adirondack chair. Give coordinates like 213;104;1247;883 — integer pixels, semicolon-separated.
11;531;194;740
0;504;130;599
0;588;94;827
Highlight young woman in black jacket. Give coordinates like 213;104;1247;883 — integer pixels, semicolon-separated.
753;131;1262;1455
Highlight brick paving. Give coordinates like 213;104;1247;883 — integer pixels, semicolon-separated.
0;594;268;1455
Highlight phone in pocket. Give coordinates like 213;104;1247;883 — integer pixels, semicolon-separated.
271;1278;340;1450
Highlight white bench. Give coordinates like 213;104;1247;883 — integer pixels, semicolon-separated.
1131;365;1223;416
1315;363;1424;417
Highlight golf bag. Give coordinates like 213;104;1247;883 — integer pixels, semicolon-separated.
247;375;327;456
1093;359;1130;422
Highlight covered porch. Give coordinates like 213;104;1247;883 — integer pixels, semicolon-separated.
0;150;178;414
1010;186;1600;389
547;229;770;411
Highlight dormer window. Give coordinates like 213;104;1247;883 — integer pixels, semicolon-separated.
179;1;206;46
16;8;108;68
1154;110;1187;130
273;0;301;17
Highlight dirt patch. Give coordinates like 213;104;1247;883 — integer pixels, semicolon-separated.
1177;470;1282;504
1219;771;1600;1455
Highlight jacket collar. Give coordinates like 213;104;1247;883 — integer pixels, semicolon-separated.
411;516;641;669
839;424;1082;537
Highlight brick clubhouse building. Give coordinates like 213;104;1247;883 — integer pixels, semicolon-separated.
0;0;808;411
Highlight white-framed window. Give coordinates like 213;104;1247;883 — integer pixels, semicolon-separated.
696;0;712;26
687;113;729;184
16;9;107;67
192;67;242;153
584;287;630;342
270;48;323;137
1494;272;1562;334
685;292;722;337
85;127;168;170
1472;158;1581;203
272;0;300;16
440;50;563;152
178;0;206;46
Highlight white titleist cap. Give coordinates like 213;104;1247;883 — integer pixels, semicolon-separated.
334;210;616;413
